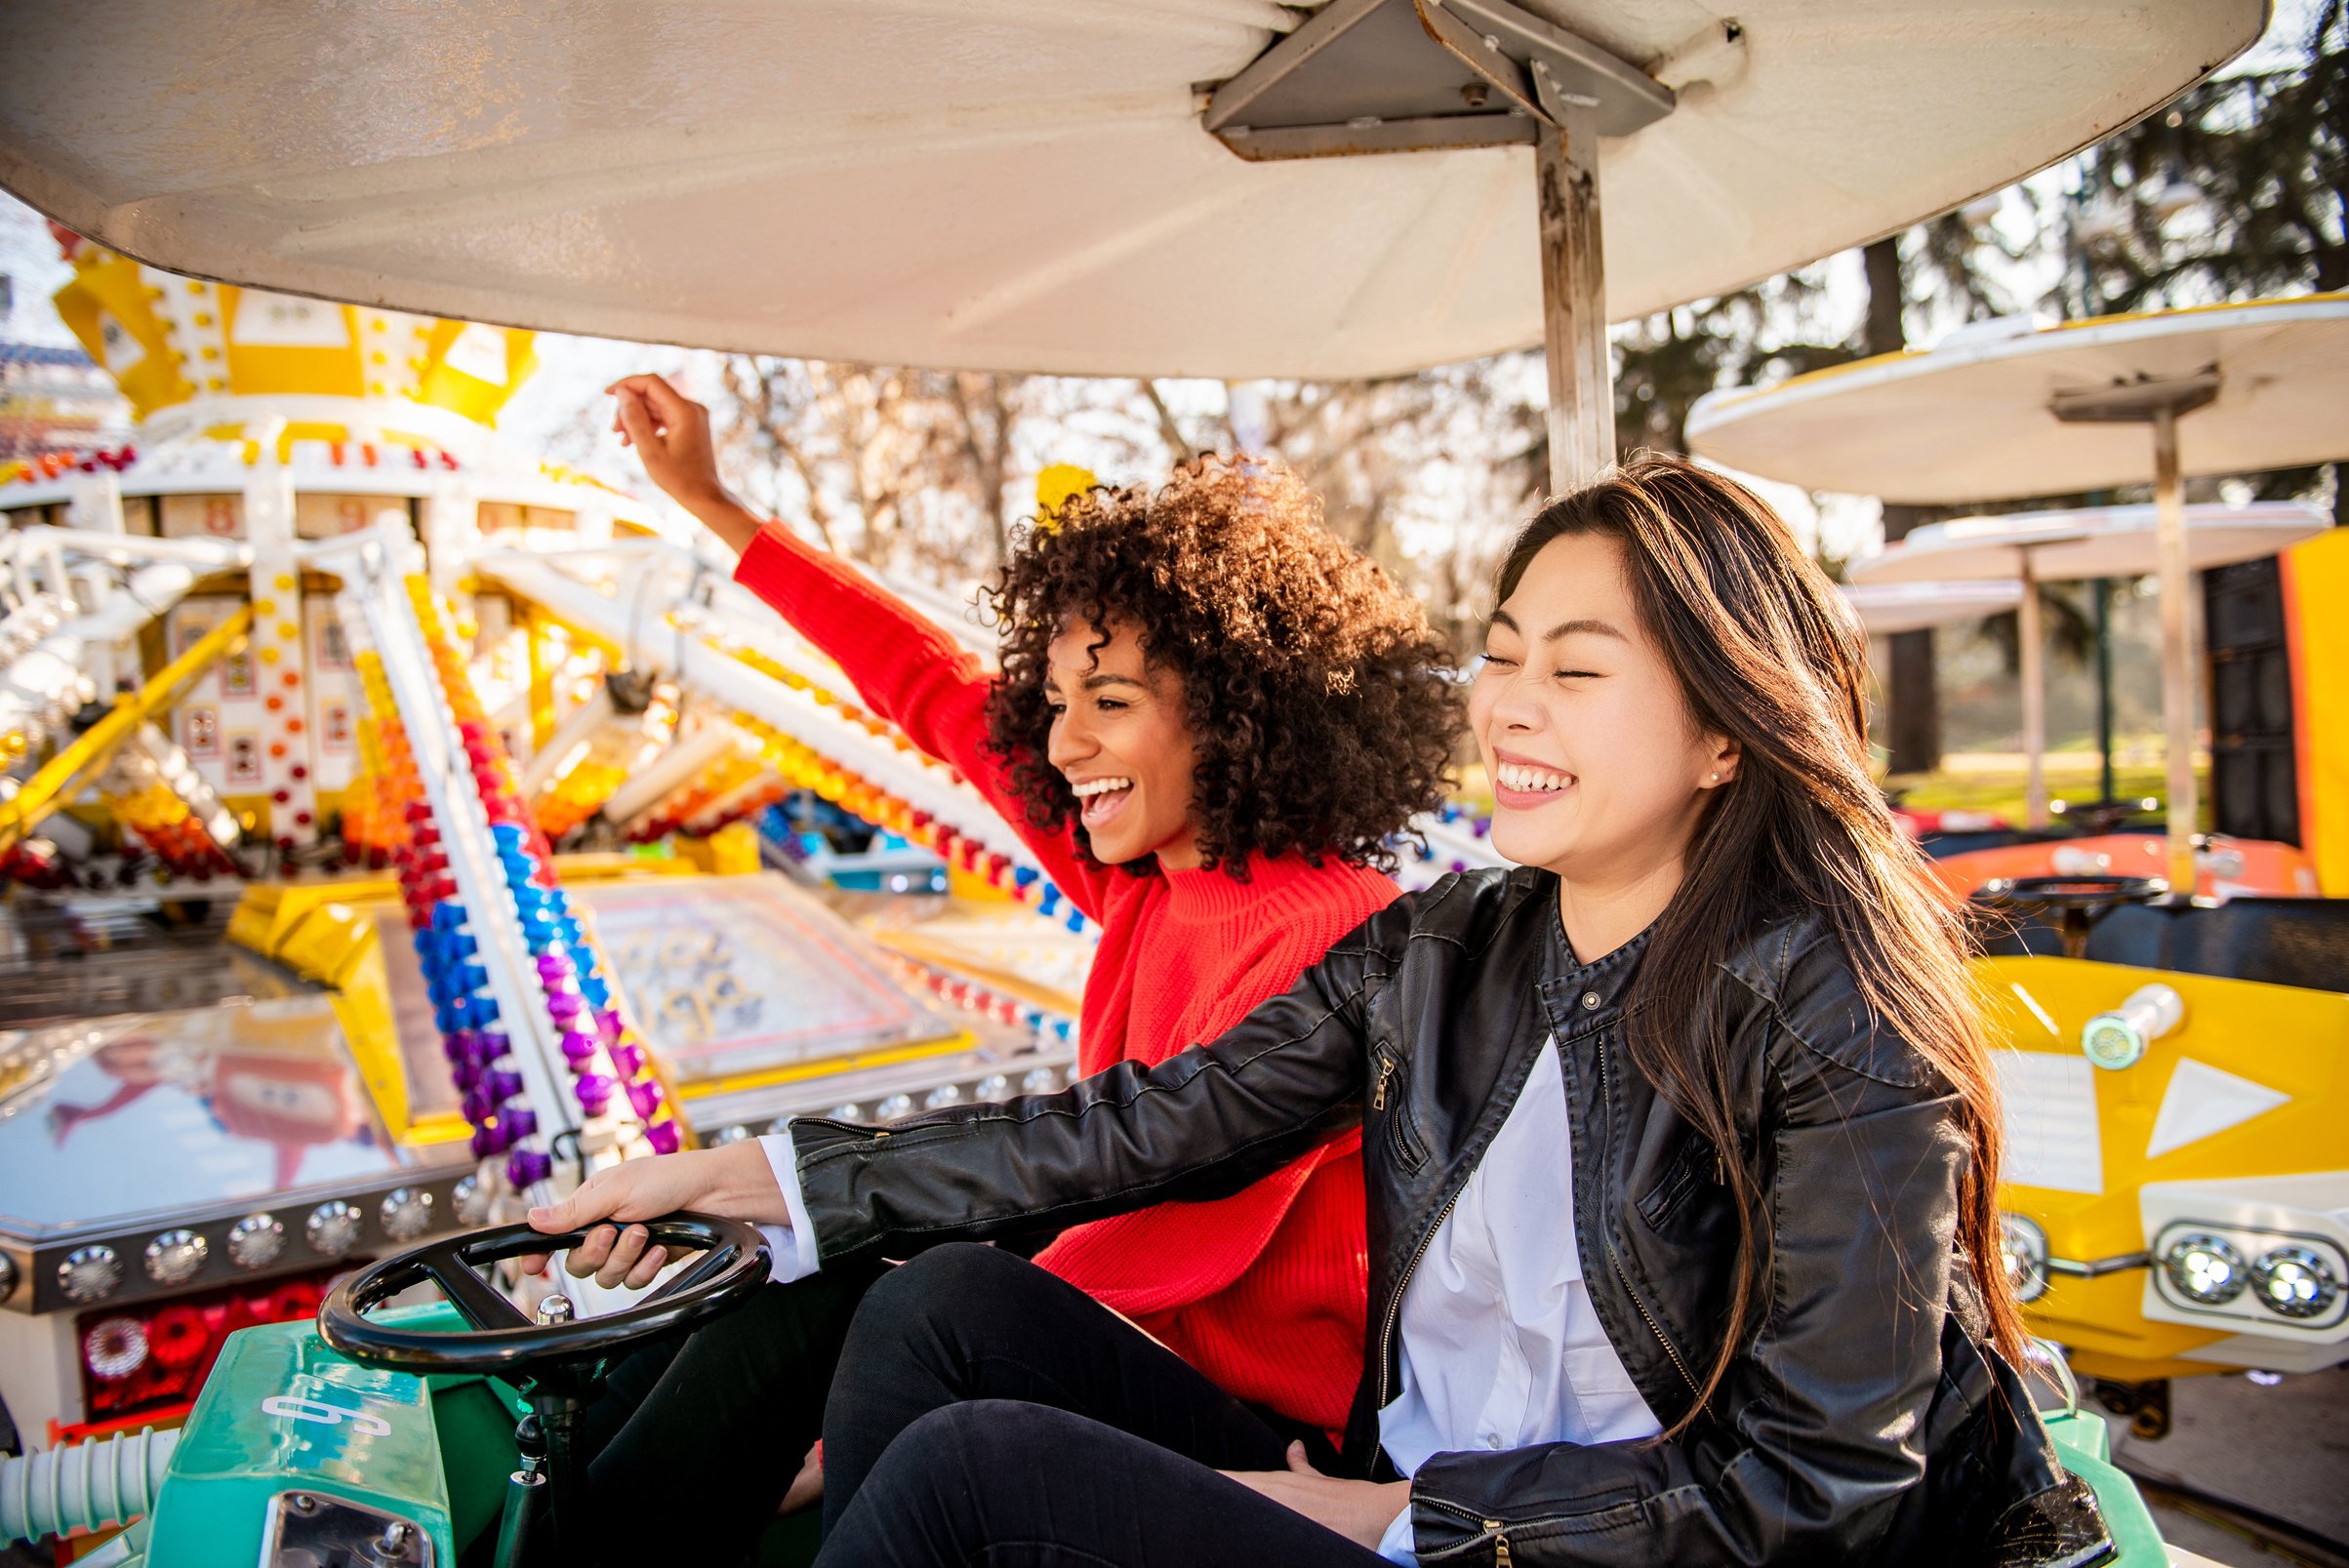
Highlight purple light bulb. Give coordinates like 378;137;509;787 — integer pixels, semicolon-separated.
609;1041;648;1079
558;1028;599;1066
644;1119;681;1155
573;1072;616;1116
626;1079;666;1120
506;1148;553;1189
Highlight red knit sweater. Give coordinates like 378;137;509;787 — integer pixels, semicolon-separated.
735;523;1392;1429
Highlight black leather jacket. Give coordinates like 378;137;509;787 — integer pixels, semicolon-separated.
787;867;2112;1567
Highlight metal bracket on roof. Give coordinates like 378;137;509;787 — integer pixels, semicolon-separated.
1202;0;1673;162
2048;370;2222;423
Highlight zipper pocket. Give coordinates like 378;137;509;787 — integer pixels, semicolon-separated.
1372;1043;1430;1171
1594;1030;1701;1399
1486;1520;1512;1566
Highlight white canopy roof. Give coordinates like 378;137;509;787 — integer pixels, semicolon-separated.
1845;501;2330;585
0;0;2257;380
1687;297;2349;504
1839;581;2022;635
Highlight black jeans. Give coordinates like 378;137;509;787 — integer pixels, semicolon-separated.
815;1244;1390;1568
572;1261;883;1565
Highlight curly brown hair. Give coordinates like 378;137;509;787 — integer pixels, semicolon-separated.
983;456;1462;877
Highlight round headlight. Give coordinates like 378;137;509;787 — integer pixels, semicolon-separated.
380;1187;434;1241
1999;1214;2051;1304
453;1174;495;1227
227;1214;286;1271
143;1228;209;1285
2250;1246;2340;1321
875;1095;914;1121
2162;1232;2248;1306
2079;1015;2147;1071
59;1244;124;1304
306;1201;362;1258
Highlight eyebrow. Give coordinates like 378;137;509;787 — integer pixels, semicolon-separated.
1044;672;1151;693
1487;610;1629;643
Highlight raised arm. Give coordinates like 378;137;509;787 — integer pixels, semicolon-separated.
609;374;1113;914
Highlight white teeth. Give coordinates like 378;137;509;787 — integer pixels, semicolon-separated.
1070;777;1134;799
1497;763;1570;793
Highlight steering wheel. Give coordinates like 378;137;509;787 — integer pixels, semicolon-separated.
1973;874;2167;959
319;1213;770;1377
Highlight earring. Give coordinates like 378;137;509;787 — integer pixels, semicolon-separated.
1709;772;1720;783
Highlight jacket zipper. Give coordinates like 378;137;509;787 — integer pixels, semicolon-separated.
1593;1026;1700;1398
1485;1521;1512;1565
1374;1055;1393;1112
1376;1180;1466;1407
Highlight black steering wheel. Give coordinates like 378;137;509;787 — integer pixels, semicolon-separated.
319;1213;770;1377
1973;874;2168;959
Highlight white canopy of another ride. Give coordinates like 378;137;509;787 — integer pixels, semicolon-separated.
0;0;2261;492
1840;581;2022;638
1847;501;2329;828
1687;298;2349;886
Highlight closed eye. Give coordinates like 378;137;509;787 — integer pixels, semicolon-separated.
1477;653;1517;668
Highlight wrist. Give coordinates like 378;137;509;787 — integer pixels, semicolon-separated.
709;1137;789;1222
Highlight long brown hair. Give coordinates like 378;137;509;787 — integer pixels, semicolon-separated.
1496;453;2022;1427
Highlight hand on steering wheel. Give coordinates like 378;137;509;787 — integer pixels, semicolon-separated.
319;1213;769;1376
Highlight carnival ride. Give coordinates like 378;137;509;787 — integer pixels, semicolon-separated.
1689;302;2349;1433
0;0;2289;1562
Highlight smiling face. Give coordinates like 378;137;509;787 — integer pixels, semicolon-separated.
1044;617;1201;868
1470;530;1735;890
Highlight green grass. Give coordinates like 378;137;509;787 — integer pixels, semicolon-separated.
1886;759;2204;828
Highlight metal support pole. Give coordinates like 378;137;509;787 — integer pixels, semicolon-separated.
1537;104;1612;496
2018;550;2047;828
2093;578;2115;806
2151;408;2197;893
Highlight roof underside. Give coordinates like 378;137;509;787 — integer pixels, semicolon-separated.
0;0;2261;380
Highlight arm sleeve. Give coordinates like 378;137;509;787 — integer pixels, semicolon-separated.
784;905;1408;1267
731;521;1113;917
1405;1047;1969;1567
756;1130;823;1283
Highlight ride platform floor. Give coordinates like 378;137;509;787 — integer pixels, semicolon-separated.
2113;1365;2349;1566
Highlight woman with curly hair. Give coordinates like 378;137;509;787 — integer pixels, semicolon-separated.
548;373;1460;1558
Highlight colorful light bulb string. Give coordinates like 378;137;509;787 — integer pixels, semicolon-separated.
354;577;679;1198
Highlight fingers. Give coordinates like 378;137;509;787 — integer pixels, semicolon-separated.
565;1224;618;1279
631;372;696;422
1285;1440;1316;1474
528;1162;635;1234
620;1241;671;1292
613;387;660;451
513;1252;549;1277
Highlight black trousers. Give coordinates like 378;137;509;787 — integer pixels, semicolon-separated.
815;1244;1390;1568
574;1261;883;1565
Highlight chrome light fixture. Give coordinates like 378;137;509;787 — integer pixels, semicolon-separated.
453;1174;495;1227
2162;1232;2248;1306
1999;1214;2051;1304
227;1213;286;1270
923;1084;962;1109
59;1245;123;1304
380;1187;434;1242
1020;1067;1060;1095
875;1094;914;1121
306;1201;362;1258
974;1074;1011;1103
143;1228;208;1285
2250;1246;2340;1321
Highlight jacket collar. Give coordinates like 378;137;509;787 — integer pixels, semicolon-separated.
1534;896;1657;1040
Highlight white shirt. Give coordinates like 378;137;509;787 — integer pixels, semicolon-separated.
755;1031;1659;1566
1372;1035;1659;1563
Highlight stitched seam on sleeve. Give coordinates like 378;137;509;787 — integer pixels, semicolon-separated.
796;979;1370;1171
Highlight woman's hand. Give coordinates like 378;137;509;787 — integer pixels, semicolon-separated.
1219;1441;1412;1550
516;1141;787;1282
607;374;763;555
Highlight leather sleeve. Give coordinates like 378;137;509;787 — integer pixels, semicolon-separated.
1407;1033;1969;1566
784;905;1407;1266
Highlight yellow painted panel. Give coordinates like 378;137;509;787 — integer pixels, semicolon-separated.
2285;528;2349;895
1983;953;2349;1377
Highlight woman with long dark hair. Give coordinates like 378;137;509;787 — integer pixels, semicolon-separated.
534;454;2108;1567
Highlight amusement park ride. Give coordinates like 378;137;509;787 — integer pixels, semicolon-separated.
0;0;2329;1563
